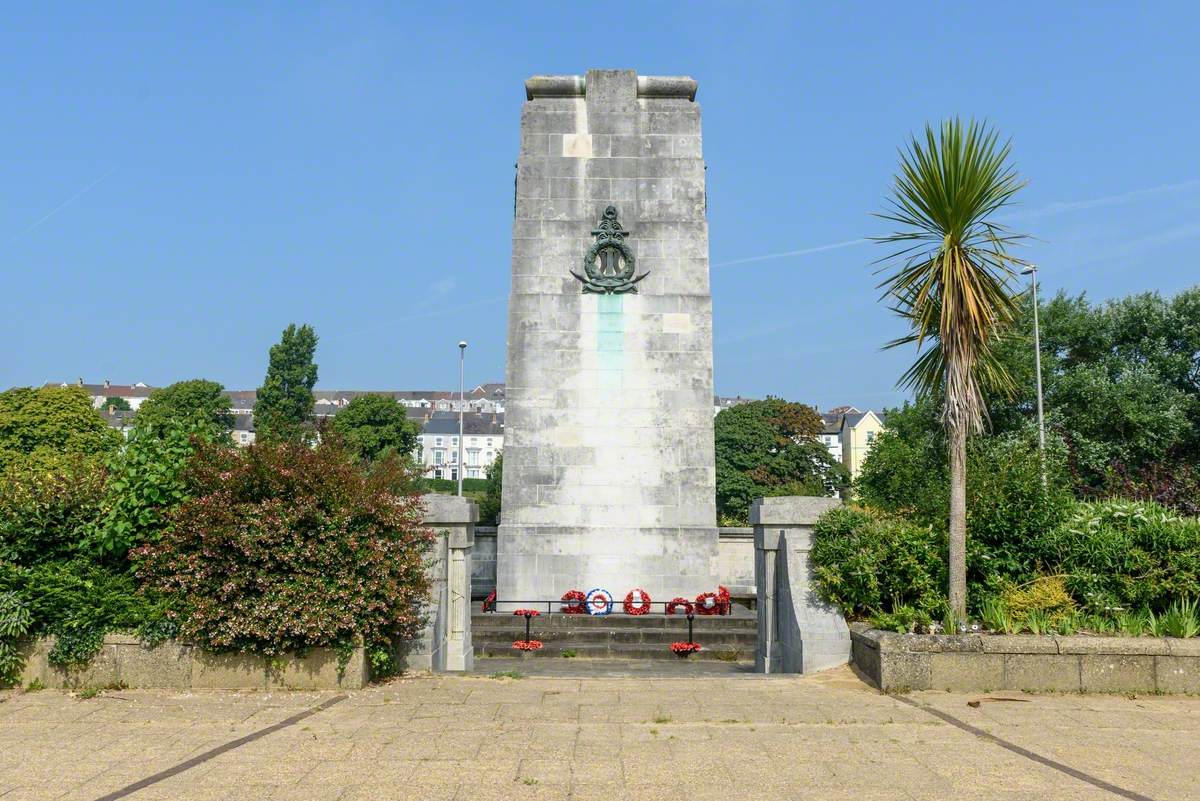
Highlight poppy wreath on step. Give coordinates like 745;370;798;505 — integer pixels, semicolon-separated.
695;591;721;615
718;585;731;614
666;597;693;615
561;590;586;614
584;588;614;616
623;588;652;616
512;640;543;651
481;590;496;612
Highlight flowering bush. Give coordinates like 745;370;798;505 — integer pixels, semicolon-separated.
561;589;586;614
512;639;543;651
623;588;651;615
135;438;432;657
670;641;701;654
666;597;693;615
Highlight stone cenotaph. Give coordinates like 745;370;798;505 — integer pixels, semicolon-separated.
497;69;720;607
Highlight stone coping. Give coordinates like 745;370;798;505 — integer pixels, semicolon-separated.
850;623;1200;694
16;635;368;691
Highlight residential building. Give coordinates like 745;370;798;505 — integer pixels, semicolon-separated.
819;406;886;479
415;411;504;481
231;413;256;446
47;379;156;410
99;408;137;437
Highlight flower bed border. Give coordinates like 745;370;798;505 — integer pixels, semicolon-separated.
849;623;1200;694
13;635;369;691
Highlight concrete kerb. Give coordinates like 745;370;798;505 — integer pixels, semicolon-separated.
850;624;1200;694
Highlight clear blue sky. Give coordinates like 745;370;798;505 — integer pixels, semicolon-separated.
5;3;1199;410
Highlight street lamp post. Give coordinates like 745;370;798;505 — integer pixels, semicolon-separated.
1022;265;1046;487
457;341;467;496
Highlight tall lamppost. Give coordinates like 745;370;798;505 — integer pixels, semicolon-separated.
457;340;467;496
1022;265;1046;487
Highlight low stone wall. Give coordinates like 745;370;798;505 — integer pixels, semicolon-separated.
18;635;369;690
850;623;1200;694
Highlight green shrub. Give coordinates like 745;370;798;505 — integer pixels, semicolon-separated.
811;506;945;618
0;590;32;686
1035;500;1200;612
999;575;1077;627
1151;598;1200;638
0;453;106;565
89;423;200;560
135;438;433;657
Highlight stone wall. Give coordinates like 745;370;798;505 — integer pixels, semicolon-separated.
851;624;1200;693
497;68;720;606
18;635;368;690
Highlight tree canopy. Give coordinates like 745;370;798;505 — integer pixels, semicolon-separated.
0;386;121;468
254;323;318;443
134;379;234;442
714;398;848;524
329;394;419;462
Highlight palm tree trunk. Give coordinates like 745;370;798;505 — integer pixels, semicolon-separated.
948;421;968;626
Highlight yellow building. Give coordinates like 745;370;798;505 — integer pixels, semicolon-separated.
821;406;886;479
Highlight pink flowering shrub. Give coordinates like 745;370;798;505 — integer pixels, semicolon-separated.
134;438;432;657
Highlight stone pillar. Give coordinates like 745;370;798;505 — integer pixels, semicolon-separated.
406;494;476;672
752;496;848;674
497;69;719;606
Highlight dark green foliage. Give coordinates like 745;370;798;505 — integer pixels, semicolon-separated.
1034;500;1200;613
0;590;31;686
135;438;432;657
254;323;319;443
810;506;946;618
715;398;849;524
421;477;489;494
857;404;1074;593
329;394;419;462
478;453;502;526
102;396;131;411
134;379;234;442
0;386;121;468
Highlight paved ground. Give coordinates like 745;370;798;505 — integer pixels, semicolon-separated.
2;666;1199;801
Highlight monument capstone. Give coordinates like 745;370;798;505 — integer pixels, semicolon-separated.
497;69;720;606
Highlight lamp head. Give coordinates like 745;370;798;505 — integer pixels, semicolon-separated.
1021;265;1037;276
458;340;467;350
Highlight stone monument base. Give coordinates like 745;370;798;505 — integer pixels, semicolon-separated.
496;524;719;608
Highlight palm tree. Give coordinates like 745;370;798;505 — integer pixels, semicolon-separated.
874;118;1027;625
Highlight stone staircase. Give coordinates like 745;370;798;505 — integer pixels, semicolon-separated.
472;606;757;662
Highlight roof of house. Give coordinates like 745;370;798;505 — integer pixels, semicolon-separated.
420;411;504;437
47;381;156;398
820;413;843;435
99;409;137;428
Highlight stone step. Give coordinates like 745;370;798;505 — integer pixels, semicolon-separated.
473;626;757;647
474;642;754;663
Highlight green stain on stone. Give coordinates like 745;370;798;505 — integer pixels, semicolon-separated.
597;293;623;389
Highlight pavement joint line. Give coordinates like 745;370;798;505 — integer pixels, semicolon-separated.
88;694;348;801
893;695;1158;801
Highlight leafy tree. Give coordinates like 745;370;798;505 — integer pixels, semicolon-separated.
135;380;234;442
0;386;121;468
874;118;1028;623
89;422;199;560
254;324;318;443
478;453;502;525
715;398;848;524
102;396;131;411
329;394;419;462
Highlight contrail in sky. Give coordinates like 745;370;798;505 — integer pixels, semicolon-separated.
711;177;1200;269
9;167;118;242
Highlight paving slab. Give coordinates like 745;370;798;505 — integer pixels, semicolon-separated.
1;666;1198;800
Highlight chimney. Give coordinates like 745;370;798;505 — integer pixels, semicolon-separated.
77;377;83;386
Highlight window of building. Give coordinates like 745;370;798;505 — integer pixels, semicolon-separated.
435;437;443;447
486;438;493;446
451;437;458;446
433;450;444;464
866;431;876;444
